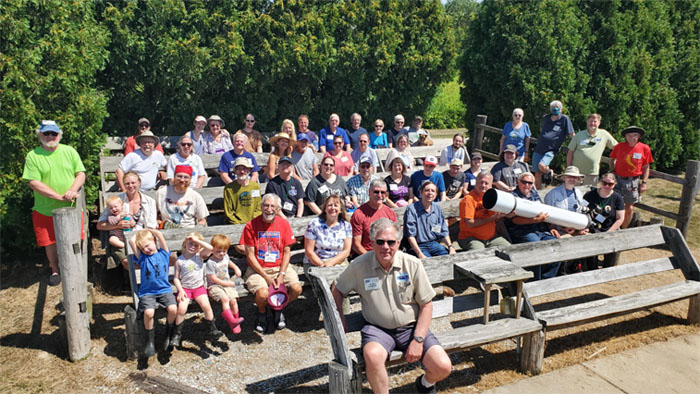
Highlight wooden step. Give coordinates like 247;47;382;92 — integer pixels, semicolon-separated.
537;280;700;330
352;317;542;366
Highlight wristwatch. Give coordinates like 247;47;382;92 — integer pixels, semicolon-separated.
414;335;425;343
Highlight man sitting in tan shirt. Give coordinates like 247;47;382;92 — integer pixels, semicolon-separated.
332;218;452;393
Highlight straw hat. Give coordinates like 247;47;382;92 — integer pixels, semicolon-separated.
269;132;296;147
558;166;585;178
135;130;159;145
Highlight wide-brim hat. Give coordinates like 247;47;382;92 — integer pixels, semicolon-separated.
208;115;225;127
233;157;254;169
270;132;297;147
622;126;645;137
267;283;289;311
558;165;585;178
135;130;159;145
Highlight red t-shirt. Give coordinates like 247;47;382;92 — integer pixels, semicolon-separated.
124;135;164;155
350;203;397;251
240;215;296;268
458;189;496;241
609;142;653;177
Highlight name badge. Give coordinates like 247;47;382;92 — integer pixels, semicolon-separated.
632;152;642;160
364;277;380;291
595;213;606;223
318;185;329;194
594;137;601;142
580;199;589;207
252;189;261;197
553;125;561;131
264;252;277;263
397;273;410;286
389;183;398;191
340;156;348;162
283;201;293;212
513;168;522;174
470;179;476;186
431;224;442;233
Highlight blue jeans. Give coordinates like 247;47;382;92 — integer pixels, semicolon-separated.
413;240;449;257
531;151;555;172
512;231;562;281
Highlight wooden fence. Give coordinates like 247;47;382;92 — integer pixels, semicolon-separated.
471;114;700;238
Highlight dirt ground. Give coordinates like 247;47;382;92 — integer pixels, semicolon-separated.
1;243;698;393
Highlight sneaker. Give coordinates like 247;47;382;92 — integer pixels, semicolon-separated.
275;311;286;330
255;312;267;333
48;274;61;287
543;169;554;185
415;375;437;394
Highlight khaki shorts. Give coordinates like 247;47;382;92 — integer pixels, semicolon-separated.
615;175;640;204
208;285;238;302
245;265;300;295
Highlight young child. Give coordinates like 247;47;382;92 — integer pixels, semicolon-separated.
172;232;222;348
206;234;245;334
128;229;177;357
106;195;134;248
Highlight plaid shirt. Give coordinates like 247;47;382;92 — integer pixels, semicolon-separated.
347;174;378;206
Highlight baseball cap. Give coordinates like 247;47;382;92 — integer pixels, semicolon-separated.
471;152;483;160
137;117;150;126
278;156;293;165
359;156;373;166
194;115;207;123
450;158;464;166
174;165;193;176
297;133;310;142
504;144;517;154
267;283;289;311
38;120;61;133
424;156;438;166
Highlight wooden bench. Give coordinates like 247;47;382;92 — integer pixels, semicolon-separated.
307;249;544;393
495;225;700;374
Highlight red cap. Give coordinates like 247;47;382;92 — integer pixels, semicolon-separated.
174;165;193;176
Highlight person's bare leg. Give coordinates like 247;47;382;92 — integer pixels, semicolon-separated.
534;171;543;190
287;283;302;303
45;243;59;275
255;288;268;313
422;345;452;386
363;342;389;394
622;203;635;229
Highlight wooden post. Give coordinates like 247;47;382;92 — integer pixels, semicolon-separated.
521;329;545;375
473;115;487;151
53;203;91;361
676;160;700;238
688;295;700;325
124;305;143;359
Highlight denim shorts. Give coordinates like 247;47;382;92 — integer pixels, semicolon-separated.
531;151;555;171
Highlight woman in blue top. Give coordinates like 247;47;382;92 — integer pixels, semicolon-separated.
369;119;389;149
403;181;456;258
499;108;531;162
303;195;353;267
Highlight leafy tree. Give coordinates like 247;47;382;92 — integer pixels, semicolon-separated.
425;78;467;129
0;0;109;253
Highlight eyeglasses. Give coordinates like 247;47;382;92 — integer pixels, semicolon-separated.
359;140;368;143
322;163;335;167
334;142;343;145
180;143;193;147
374;125;383;128
395;121;404;124
375;239;397;246
42;132;59;137
513;114;522;118
209;123;220;127
245;119;255;122
372;190;387;195
602;181;616;186
520;180;534;185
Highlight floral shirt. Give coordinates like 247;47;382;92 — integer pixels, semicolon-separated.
303;217;352;263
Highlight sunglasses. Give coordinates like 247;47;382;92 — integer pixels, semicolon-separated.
334;142;343;145
322;163;335;167
139;123;149;127
375;239;397;246
374;125;383;128
42;132;59;137
245;119;255;122
513;114;522;118
373;190;387;195
180;143;193;147
520;180;534;185
602;181;616;186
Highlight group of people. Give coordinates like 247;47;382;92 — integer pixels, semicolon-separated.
22;100;654;393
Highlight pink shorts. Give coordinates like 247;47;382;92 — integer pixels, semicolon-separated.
181;285;207;300
32;210;85;247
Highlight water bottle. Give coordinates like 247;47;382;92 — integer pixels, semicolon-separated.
123;216;132;232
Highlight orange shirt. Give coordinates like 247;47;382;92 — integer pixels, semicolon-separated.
458;189;496;241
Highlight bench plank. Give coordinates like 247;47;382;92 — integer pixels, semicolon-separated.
498;225;666;267
524;258;676;298
454;256;533;284
537;280;700;329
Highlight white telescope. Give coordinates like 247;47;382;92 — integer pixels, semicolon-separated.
482;188;590;230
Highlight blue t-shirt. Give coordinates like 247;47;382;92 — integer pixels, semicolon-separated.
464;168;478;191
502;121;531;156
536;114;574;155
217;150;260;178
409;170;446;202
403;201;448;243
318;126;350;152
369;132;389;149
347;127;368;150
137;249;172;297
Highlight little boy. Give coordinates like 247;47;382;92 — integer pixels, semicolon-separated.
106;195;134;248
206;234;245;333
128;229;177;357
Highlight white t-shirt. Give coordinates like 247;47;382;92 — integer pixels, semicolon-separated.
156;185;209;228
205;254;232;287
439;145;469;166
166;152;207;187
118;149;167;190
176;254;206;289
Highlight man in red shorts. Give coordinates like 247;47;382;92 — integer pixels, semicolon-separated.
22;120;86;286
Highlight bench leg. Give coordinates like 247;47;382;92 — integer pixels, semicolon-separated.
521;329;545;375
688;294;700;324
483;284;492;324
124;305;144;360
328;360;362;394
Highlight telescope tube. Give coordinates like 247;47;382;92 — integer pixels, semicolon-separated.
482;188;590;230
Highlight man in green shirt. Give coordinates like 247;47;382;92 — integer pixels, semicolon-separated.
566;113;617;186
22;120;86;286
